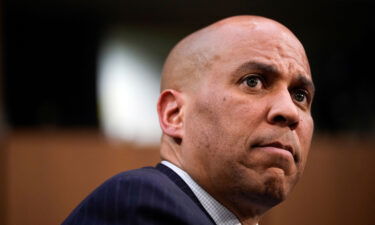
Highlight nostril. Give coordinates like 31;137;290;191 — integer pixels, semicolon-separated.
271;115;299;130
289;121;298;130
273;115;287;124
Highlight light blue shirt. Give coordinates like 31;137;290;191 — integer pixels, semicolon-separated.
161;160;243;225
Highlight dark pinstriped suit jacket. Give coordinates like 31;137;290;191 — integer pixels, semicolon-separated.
62;164;216;225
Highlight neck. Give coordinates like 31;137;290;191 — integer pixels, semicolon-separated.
160;136;183;167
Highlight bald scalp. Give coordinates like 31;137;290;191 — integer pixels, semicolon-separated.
160;25;215;92
160;15;307;92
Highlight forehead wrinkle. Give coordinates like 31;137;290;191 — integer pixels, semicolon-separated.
162;15;311;93
272;43;310;77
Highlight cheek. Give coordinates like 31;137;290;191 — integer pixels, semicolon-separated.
185;95;246;159
218;94;265;134
297;115;314;163
184;97;224;154
184;91;267;163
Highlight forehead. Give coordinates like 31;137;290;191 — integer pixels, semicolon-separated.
219;25;310;75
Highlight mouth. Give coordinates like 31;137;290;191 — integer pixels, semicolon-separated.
252;141;297;162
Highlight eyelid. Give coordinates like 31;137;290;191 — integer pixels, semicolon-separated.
300;89;312;101
292;88;312;105
240;74;266;86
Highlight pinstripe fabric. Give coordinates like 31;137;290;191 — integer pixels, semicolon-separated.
62;164;216;225
161;161;241;225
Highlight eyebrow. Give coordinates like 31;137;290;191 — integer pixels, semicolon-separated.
233;60;315;94
234;61;279;75
296;74;315;96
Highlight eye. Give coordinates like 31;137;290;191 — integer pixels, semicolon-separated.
292;89;308;103
242;74;264;89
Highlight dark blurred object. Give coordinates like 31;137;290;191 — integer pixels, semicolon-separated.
2;0;375;132
3;6;100;127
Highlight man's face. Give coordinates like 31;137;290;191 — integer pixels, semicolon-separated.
180;23;314;210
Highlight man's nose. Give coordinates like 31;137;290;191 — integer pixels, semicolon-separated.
267;91;300;130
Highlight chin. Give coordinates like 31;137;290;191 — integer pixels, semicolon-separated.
259;168;297;206
240;168;294;207
223;163;298;208
261;177;288;206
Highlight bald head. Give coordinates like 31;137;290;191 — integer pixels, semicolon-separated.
161;15;309;92
158;16;314;223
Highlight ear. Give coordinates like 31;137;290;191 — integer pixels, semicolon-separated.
157;89;184;141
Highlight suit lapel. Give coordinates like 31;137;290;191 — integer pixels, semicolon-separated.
155;163;216;224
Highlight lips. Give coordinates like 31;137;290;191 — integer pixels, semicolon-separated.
253;141;297;162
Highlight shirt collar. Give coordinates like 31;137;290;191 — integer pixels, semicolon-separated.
161;160;243;225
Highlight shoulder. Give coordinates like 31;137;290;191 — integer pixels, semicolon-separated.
99;166;188;201
93;166;189;206
62;166;214;225
104;166;168;188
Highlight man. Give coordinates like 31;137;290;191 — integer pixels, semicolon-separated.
63;15;314;225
